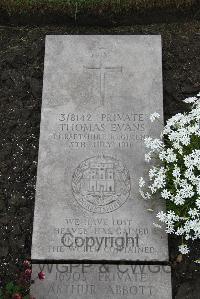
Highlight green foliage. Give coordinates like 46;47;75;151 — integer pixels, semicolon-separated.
23;295;31;299
0;259;36;299
1;272;31;298
3;281;22;297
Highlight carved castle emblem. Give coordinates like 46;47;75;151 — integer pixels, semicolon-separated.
72;155;131;213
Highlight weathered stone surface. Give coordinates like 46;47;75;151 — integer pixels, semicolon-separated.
31;263;172;299
32;35;168;261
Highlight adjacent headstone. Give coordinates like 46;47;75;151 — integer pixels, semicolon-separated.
31;263;172;299
32;35;168;261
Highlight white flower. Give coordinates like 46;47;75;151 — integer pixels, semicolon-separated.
178;147;183;155
151;139;163;150
165;148;177;163
150;112;160;122
152;169;166;189
142;93;200;255
185;167;195;182
166;226;175;234
189;123;199;134
149;185;156;194
149;167;158;180
183;97;197;104
144;137;163;151
178;244;190;255
172;165;181;179
145;152;152;162
175;227;184;235
173;141;182;150
145;192;151;199
153;222;162;228
188;208;199;218
144;137;152;147
167;210;179;221
139;177;145;188
184;150;200;170
179;181;194;199
156;211;166;222
159;150;166;161
139;189;152;200
196;198;200;208
161;189;171;199
174;194;185;205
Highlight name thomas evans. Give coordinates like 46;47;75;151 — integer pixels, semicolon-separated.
52;112;148;149
49;218;155;254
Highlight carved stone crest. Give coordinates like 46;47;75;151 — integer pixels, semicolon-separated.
72;155;131;213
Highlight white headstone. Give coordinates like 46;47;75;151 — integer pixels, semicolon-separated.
32;35;168;261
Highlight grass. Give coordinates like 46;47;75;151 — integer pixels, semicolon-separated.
0;0;198;16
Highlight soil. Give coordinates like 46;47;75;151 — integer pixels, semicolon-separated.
0;21;200;298
0;6;199;28
0;0;199;27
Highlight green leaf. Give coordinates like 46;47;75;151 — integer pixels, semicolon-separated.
13;285;22;293
5;281;15;294
0;289;3;299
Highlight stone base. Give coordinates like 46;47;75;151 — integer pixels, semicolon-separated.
31;263;172;299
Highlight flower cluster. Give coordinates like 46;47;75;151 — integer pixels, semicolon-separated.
0;260;45;299
139;93;200;255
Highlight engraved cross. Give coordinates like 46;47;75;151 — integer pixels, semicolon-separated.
84;48;123;106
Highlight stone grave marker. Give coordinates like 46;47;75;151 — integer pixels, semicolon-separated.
31;263;172;299
32;35;168;261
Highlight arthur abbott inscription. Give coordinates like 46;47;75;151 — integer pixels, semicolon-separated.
31;264;172;299
31;35;168;261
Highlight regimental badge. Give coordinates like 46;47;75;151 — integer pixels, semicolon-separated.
72;155;131;213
